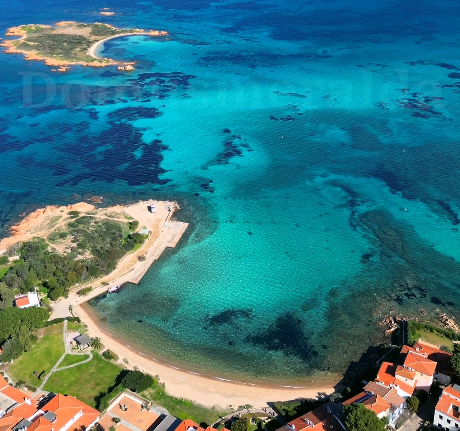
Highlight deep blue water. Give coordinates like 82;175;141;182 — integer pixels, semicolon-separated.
2;0;460;384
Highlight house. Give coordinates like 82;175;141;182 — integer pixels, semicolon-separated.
148;204;156;213
401;340;452;385
434;384;460;430
376;361;416;398
276;401;345;431
0;392;99;431
14;292;40;309
375;349;437;399
343;381;405;425
74;334;92;350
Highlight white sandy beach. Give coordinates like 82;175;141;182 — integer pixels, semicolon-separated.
4;199;337;408
76;304;337;409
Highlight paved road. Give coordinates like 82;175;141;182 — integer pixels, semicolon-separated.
398;395;438;431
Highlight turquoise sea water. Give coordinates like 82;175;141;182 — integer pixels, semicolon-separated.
2;0;460;384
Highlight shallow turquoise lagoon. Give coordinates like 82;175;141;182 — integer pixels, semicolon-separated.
1;0;460;383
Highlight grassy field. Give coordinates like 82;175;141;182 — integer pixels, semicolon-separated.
44;352;122;408
144;384;230;426
413;329;454;350
8;323;64;388
59;354;90;368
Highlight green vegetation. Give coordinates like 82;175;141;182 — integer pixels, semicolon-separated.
144;379;230;425
451;344;460;380
8;323;64;387
77;286;93;296
121;370;154;393
0;283;15;310
0;256;9;265
0;306;50;360
231;418;249;431
90;337;104;350
44;352;122;408
0;217;146;301
59;353;90;367
273;399;325;421
102;349;119;361
408;320;459;345
7;22;146;64
343;403;386;431
406;396;419;413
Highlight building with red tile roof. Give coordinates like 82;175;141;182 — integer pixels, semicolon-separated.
343;381;405;425
0;393;99;431
14;292;40;309
174;419;231;431
275;401;345;431
434;384;460;430
375;361;416;398
401;340;452;385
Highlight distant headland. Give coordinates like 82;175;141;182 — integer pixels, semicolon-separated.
0;21;168;71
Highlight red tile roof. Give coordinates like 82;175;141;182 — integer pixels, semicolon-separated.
342;392;390;416
15;295;30;307
0;416;17;431
363;382;405;409
402;342;453;376
376;362;416;396
283;402;343;431
395;365;416;380
436;385;460;420
1;385;29;404
27;417;54;431
0;375;8;390
444;385;460;400
376;362;397;386
404;351;437;376
41;393;99;431
6;402;37;419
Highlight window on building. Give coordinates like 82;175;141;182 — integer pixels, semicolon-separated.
447;419;451;424
439;415;443;420
455;423;458;428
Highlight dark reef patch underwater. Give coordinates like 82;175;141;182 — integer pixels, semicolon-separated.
1;0;460;384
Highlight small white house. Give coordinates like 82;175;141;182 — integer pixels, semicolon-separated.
14;291;40;309
435;384;460;430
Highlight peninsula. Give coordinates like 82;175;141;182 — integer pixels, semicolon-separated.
0;200;188;301
0;21;168;70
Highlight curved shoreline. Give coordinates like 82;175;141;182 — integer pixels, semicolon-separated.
87;32;150;59
76;304;338;408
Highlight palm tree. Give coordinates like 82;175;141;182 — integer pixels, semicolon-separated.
90;337;103;350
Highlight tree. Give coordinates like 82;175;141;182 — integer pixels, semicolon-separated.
451;344;460;379
406;396;419;413
90;337;103;350
0;337;24;361
121;370;154;393
231;418;249;431
343;403;386;431
0;283;15;310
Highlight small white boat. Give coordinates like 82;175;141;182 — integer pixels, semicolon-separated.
107;284;121;293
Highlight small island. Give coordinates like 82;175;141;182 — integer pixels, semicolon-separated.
0;21;168;70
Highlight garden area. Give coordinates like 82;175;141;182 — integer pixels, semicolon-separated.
44;352;122;408
8;322;64;389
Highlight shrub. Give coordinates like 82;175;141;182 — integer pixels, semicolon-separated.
0;256;9;265
231;418;249;431
121;370;154;393
407;396;420;413
102;349;119;361
77;286;93;296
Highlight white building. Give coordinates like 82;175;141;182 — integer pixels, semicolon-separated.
435;384;460;430
14;291;40;309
